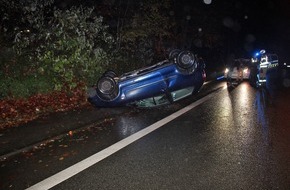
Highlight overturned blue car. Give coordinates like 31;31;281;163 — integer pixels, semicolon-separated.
87;50;206;107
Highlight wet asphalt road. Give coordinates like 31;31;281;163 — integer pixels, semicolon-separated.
1;80;290;189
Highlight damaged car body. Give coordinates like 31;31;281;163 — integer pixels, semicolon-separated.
87;50;206;107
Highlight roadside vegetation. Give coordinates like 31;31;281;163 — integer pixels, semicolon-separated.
0;0;178;129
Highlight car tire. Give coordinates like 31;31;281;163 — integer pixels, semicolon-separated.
169;49;181;61
103;70;117;78
176;51;196;70
96;76;119;101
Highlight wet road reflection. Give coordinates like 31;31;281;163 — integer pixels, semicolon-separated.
1;80;289;189
115;116;144;138
52;81;289;189
255;89;271;147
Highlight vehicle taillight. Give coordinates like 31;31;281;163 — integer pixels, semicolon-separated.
202;70;206;80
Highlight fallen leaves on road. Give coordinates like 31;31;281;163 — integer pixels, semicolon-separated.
0;84;89;130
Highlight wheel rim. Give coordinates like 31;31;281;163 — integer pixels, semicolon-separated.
177;51;195;69
98;77;116;95
96;76;119;101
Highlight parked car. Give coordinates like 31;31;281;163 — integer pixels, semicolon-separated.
87;50;206;107
224;58;251;85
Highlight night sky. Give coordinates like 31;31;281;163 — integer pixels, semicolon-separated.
178;0;290;59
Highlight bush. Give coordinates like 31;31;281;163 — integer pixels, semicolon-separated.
0;75;53;99
3;0;115;93
120;0;174;65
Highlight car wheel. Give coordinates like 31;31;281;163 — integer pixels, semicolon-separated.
168;49;181;61
96;76;119;101
103;70;117;78
176;51;196;70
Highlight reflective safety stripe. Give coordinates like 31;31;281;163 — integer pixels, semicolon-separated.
268;63;279;68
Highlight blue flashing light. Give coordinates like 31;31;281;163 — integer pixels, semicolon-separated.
255;52;260;57
216;76;224;80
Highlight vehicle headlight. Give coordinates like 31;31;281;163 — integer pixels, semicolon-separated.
225;68;229;73
243;68;248;73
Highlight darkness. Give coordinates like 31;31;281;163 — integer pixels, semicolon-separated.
5;0;290;68
183;0;289;56
55;0;290;49
165;0;290;69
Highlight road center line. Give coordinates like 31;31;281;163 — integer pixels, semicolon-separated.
26;89;222;190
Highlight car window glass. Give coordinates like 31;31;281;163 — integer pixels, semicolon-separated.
171;87;194;102
134;94;170;107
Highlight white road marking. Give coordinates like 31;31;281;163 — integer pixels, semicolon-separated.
26;89;221;190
